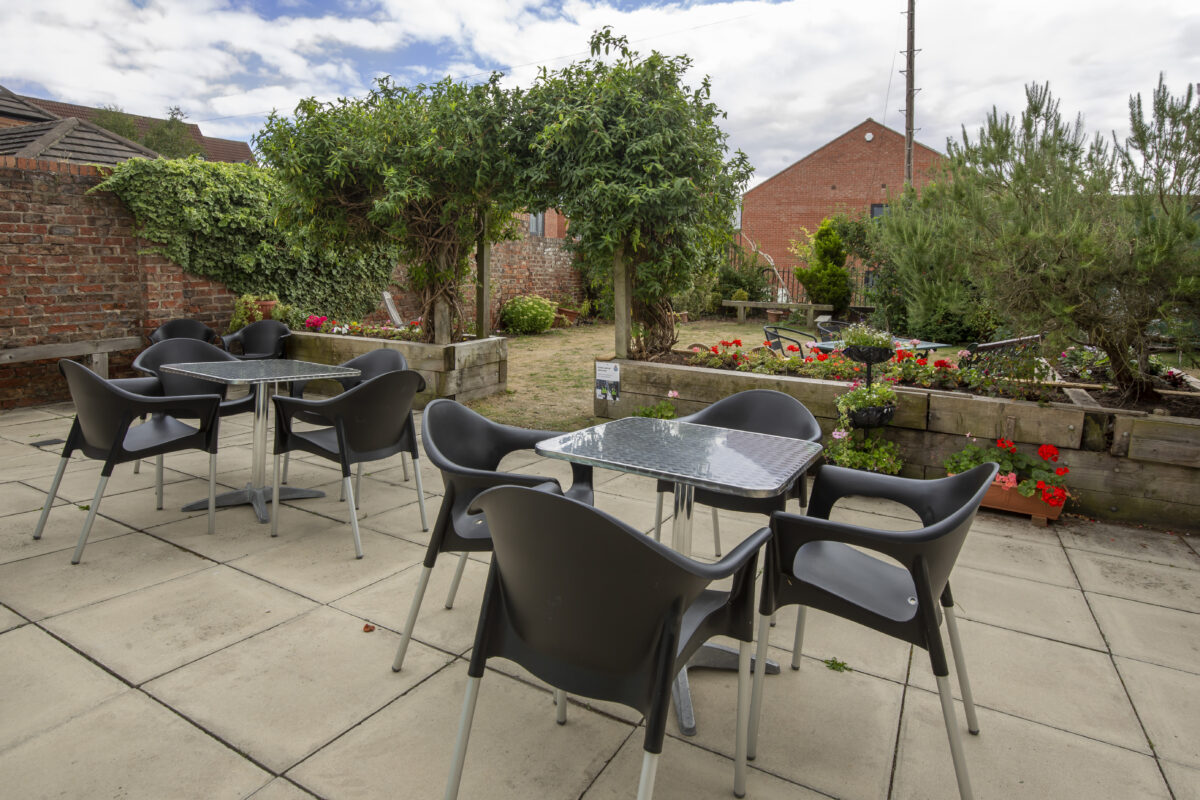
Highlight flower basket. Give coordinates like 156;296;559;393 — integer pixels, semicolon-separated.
848;404;896;429
982;481;1064;526
843;345;894;365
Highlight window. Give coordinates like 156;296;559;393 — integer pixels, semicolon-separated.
529;211;545;237
870;203;888;218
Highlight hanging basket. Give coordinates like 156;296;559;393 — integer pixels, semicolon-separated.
848;404;896;428
843;345;894;365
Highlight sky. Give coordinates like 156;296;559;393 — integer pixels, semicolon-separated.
2;0;1197;188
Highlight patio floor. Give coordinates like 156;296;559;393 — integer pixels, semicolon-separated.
1;401;1198;799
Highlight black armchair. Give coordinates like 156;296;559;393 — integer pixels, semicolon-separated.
390;399;594;672
147;318;220;346
270;369;426;559
816;319;852;341
444;485;769;800
763;324;817;353
748;462;998;800
221;319;290;360
32;359;221;564
653;389;823;556
133;339;255;418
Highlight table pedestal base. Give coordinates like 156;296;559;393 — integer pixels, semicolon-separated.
672;645;779;736
182;483;324;524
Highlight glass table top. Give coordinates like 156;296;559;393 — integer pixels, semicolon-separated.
536;416;823;498
809;337;949;353
158;359;361;385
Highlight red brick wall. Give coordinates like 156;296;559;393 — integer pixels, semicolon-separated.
741;119;942;281
0;156;236;408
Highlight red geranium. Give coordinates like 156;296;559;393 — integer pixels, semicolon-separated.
1038;444;1059;462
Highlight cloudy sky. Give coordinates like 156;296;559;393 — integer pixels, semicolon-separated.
2;0;1197;187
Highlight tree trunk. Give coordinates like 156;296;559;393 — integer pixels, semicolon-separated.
613;246;631;358
1101;340;1158;401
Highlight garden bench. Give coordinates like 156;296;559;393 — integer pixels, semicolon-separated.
721;300;833;326
0;336;144;378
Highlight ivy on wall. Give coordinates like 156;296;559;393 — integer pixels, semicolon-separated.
93;157;396;319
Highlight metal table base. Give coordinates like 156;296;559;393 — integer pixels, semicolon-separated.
182;483;324;524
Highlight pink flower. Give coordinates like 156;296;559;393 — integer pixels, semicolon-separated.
909;338;921;347
998;472;1018;490
958;349;971;359
832;429;849;440
667;390;679;399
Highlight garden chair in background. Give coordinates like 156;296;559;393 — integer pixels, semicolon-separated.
222;319;290;360
147;318;220;346
763;324;817;353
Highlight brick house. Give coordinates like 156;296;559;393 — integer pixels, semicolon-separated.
740;118;942;298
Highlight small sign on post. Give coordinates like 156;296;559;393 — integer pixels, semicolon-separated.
595;361;620;401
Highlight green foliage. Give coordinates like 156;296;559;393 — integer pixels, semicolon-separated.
93;157;395;319
840;324;893;349
524;28;753;356
228;294;265;333
823;657;852;672
632;400;678;419
825;430;903;474
93;105;139;142
500;295;557;335
141;106;203;159
944;437;1069;507
256;74;526;343
791;219;852;317
730;289;750;302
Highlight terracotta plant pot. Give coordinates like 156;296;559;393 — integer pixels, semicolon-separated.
765;309;786;323
255;299;278;320
556;307;580;325
981;482;1064;526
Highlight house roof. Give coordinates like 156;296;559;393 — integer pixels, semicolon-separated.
15;93;254;163
0;117;160;165
0;86;59;125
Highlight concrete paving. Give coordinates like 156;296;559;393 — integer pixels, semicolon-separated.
1;400;1198;799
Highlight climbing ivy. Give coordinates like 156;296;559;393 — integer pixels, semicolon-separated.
93;157;397;319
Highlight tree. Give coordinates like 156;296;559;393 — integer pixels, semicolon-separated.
524;29;752;357
142;106;202;158
937;78;1200;399
789;218;852;318
93;105;140;142
255;75;526;344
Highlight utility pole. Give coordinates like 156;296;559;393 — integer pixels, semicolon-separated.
903;0;916;187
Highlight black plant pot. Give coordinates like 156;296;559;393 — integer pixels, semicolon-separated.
843;345;894;365
848;404;896;429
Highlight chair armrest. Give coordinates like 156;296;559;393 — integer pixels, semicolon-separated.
697;526;773;581
111;376;163;396
221;329;244;352
273;393;335;429
808;463;939;521
769;510;939;573
115;387;223;424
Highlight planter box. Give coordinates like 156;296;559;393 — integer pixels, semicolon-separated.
287;331;507;408
596;356;1200;531
981;482;1064;527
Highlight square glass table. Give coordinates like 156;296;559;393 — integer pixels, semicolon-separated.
537;416;824;735
159;359;361;522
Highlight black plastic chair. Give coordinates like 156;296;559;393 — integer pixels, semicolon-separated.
270;370;426;558
653;390;823;556
390;399;594;672
222;319;291;360
444;485;770;800
763;324;817;353
32;359;221;564
816;319;852;341
280;349;423;520
748;462;999;800
147;318;219;346
133;339;255;418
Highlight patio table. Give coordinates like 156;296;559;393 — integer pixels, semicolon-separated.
808;337;949;356
160;359;360;523
536;416;824;735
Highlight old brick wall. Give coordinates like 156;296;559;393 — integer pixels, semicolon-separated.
741;119;942;286
0;156;236;408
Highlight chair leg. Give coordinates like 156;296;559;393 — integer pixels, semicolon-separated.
734;639;751;798
653;493;663;541
354;462;362;509
392;564;433;672
72;475;109;565
444;674;482;800
133;458;140;474
271;453;283;538
281;452;290;485
636;751;660;800
791;606;807;670
710;507;722;557
155;454;164;510
944;605;980;734
412;455;428;531
445;551;468;609
554;689;567;725
33;456;69;540
344;475;363;559
747;612;772;761
936;673;975;800
401;451;410;482
207;452;217;535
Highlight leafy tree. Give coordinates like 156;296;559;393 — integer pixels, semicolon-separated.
941;78;1200;399
255;75;526;343
142;106;203;159
790;218;852;317
523;29;752;357
93;105;140;143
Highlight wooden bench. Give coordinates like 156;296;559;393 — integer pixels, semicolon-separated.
720;300;834;326
0;336;144;378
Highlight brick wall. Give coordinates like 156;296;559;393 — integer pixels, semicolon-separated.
741;119;942;283
0;156;236;408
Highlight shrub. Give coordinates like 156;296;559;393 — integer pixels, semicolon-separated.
790;220;852;317
501;295;557;335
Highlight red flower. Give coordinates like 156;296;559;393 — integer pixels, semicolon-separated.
719;340;730;348
732;339;742;347
1036;480;1046;489
786;344;800;352
1056;467;1069;476
996;438;1011;449
816;353;828;362
710;346;719;355
1038;444;1059;462
916;358;928;366
804;357;813;363
763;340;771;347
934;359;954;369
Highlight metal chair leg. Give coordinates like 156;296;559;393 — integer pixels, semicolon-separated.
281;452;290;485
791;606;807;670
748;612;772;761
734;640;751;797
155;454;164;510
345;475;363;559
711;507;722;557
554;689;567;725
72;475;109;565
133;459;140;474
936;673;975;800
444;675;481;800
33;456;68;540
392;564;432;671
445;551;468;609
401;451;410;482
354;462;362;509
944;605;980;734
653;493;663;541
636;751;659;800
412;455;428;531
271;453;283;538
207;452;217;535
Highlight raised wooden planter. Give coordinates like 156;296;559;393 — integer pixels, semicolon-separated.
596;356;1200;531
981;482;1064;526
288;331;507;408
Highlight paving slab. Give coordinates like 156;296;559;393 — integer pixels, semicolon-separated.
957;529;1079;588
1087;592;1200;675
0;480;65;517
0;406;67;428
1068;549;1200;612
1116;657;1200;769
94;480;235;530
952;566;1105;649
145;606;453;772
891;686;1170;800
288;664;633;800
0;691;273;799
0;625;128;752
44;564;317;684
0;446;73;481
0;505;136;565
142;507;300;562
248;778;319;800
759;605;913;684
0;604;23;632
1161;761;1200;800
1058;519;1200;570
21;459;194;504
281;475;424;525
